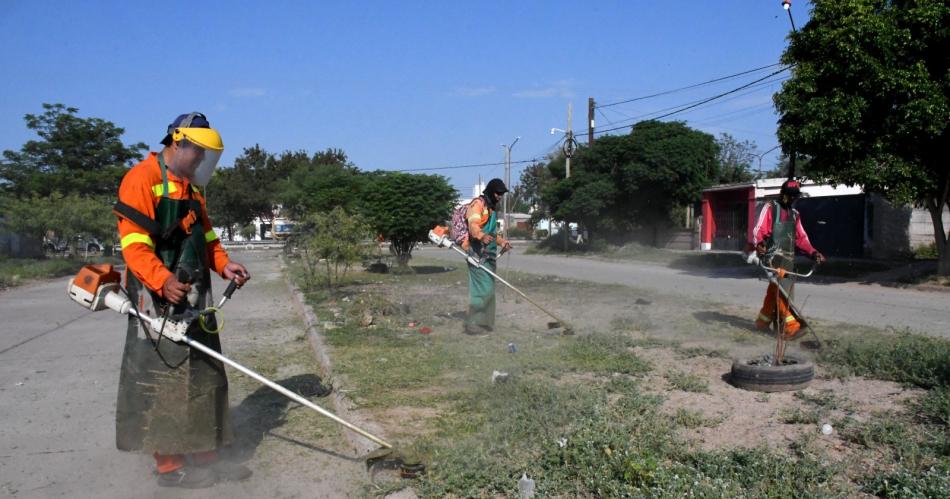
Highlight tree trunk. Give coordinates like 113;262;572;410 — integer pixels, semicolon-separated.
927;200;949;276
391;238;414;268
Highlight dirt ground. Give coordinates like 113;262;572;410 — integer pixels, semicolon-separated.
304;256;930;496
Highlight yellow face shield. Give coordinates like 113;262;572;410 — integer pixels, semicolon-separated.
170;127;224;186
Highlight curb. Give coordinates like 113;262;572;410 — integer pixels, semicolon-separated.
282;263;390;456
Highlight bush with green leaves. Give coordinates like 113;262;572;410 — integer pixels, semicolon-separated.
296;206;371;291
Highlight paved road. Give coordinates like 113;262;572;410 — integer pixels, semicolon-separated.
419;246;949;336
0;250;362;498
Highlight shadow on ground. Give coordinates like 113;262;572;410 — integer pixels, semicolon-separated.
692;310;753;330
227;374;358;462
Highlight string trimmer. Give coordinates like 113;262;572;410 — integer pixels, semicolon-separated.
65;264;423;477
743;249;824;361
429;226;574;334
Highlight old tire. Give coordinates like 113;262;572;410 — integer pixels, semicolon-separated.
729;355;814;392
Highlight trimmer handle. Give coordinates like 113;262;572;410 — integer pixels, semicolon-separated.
223;278;239;300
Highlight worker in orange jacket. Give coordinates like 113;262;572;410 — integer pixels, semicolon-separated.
750;179;825;338
462;178;512;335
113;112;250;488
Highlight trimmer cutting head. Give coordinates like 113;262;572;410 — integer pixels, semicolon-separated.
365;447;426;479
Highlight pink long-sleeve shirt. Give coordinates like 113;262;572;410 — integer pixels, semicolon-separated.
751;202;818;256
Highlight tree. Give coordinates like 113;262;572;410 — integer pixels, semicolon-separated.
229;145;299;233
275;149;362;220
0;103;147;198
359;172;457;267
2;192;115;256
774;0;949;273
205;167;259;241
716;133;756;184
517;161;557;226
543;120;719;243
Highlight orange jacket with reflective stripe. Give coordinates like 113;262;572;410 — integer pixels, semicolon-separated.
116;152;230;296
463;197;507;250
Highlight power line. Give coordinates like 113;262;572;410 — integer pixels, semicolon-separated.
580;71;788;136
597;62;786;109
396;158;541;173
592;67;791;136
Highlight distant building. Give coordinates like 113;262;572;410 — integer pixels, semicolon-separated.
701;177;949;258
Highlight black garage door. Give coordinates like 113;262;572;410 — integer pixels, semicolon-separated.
795;194;865;258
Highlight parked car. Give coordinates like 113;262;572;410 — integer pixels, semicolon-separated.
43;236;69;254
274;223;297;241
77;235;104;253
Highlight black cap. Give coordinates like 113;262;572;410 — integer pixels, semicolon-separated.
483;178;508;196
780;178;802;197
160;112;210;146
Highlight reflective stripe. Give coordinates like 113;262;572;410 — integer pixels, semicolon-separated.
121;232;155;249
784;315;797;323
204;230;219;243
152;183;179;197
468;213;482;221
757;313;772;323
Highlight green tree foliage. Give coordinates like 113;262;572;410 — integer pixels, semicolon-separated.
518;161;557;225
297;207;372;291
0;103;146;198
2;192;114;255
543;120;719;242
359;172;457;267
205;167;259;241
716;133;756;183
275;148;363;219
774;0;949;273
229;145;300;229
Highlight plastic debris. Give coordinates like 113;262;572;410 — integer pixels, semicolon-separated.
419;326;432;334
491;370;509;384
518;473;535;498
508;342;517;353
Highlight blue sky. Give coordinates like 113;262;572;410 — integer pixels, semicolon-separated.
0;1;810;195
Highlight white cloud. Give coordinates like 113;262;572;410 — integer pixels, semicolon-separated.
452;85;496;97
228;87;266;98
513;80;575;99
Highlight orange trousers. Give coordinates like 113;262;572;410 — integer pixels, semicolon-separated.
756;282;800;336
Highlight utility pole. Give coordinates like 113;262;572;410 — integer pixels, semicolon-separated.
566;102;573;178
501;136;520;240
587;97;595;146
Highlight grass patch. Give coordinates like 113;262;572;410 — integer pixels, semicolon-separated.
817;331;950;389
665;370;709;393
672;408;719;429
0;256;121;289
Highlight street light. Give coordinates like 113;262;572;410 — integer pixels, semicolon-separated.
501;136;520;240
756;145;782;178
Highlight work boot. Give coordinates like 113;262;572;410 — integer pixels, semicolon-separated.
208;461;252;482
463;324;489;336
156;465;217;489
783;317;806;340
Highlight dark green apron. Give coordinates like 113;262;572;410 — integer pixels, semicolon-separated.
115;155;232;454
465;209;498;330
770;201;797;300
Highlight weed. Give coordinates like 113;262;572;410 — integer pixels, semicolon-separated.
665;370;709;393
782;407;822;425
817;331;950;389
672;408;717;429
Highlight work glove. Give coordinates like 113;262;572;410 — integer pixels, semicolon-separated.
811;251;826;264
